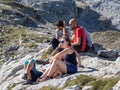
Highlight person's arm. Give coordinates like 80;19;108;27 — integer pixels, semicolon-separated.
71;37;81;46
52;48;70;61
55;30;60;40
63;27;69;36
71;48;82;67
71;28;81;46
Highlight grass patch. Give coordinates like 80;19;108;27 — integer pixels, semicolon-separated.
22;74;119;90
63;75;120;90
0;59;4;67
63;75;95;89
88;77;120;90
40;86;61;90
1;25;50;48
7;83;17;90
1;25;51;60
40;47;53;60
23;43;37;48
92;30;120;50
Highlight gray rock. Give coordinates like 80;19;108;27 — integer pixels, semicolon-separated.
97;49;118;58
0;43;120;90
82;0;120;30
82;86;92;90
112;80;120;90
5;43;19;52
63;85;80;90
92;43;106;54
16;0;77;23
116;57;120;63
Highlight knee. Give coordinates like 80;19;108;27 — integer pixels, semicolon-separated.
52;59;59;64
27;62;34;71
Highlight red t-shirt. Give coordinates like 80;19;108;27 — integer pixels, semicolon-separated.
71;26;86;52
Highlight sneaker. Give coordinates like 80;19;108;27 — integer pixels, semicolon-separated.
22;80;33;85
22;74;27;80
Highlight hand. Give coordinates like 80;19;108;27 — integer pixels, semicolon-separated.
36;78;40;83
77;63;84;68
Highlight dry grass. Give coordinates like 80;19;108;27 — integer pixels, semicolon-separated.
92;30;120;51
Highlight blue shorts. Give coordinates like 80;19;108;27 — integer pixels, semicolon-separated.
66;63;77;74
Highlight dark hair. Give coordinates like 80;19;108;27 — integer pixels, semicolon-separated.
55;20;64;27
62;36;71;46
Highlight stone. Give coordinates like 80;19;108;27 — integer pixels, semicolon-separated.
82;0;120;30
92;43;106;54
112;80;120;90
82;86;92;90
97;49;118;58
115;57;120;63
63;85;80;90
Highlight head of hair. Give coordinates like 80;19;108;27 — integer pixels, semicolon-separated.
69;18;78;27
55;20;64;27
62;35;71;46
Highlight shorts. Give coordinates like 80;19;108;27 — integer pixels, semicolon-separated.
66;63;77;74
30;70;42;82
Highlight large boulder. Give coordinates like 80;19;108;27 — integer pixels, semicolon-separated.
15;0;77;23
82;0;120;30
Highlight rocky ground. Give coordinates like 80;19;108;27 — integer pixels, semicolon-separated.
0;49;120;90
0;0;120;90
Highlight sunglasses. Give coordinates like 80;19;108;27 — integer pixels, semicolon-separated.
60;40;64;43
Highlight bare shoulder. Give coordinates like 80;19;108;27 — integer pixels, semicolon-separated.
63;48;74;54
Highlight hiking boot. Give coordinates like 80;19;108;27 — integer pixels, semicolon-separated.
22;74;27;80
22;80;33;85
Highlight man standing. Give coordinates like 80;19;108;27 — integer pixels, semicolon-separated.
69;18;88;52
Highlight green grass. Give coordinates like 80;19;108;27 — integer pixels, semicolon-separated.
1;25;50;48
63;75;95;89
92;30;120;50
1;25;51;59
39;74;120;90
40;47;53;60
63;75;120;90
7;83;17;90
0;59;4;67
40;86;61;90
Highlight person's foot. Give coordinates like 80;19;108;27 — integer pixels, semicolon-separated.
39;76;50;82
22;74;27;80
22;80;33;85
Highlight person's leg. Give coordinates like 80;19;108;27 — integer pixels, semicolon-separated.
85;44;90;52
23;60;29;71
22;60;29;80
26;61;34;80
46;59;67;77
38;59;67;82
51;37;59;50
40;68;50;78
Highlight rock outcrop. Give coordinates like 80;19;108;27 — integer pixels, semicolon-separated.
1;0;119;31
82;0;120;30
0;49;120;90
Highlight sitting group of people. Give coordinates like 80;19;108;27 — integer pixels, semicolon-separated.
22;18;92;84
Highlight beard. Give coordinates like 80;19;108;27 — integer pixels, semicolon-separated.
70;27;76;31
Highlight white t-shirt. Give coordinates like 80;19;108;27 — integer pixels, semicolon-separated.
55;27;70;39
